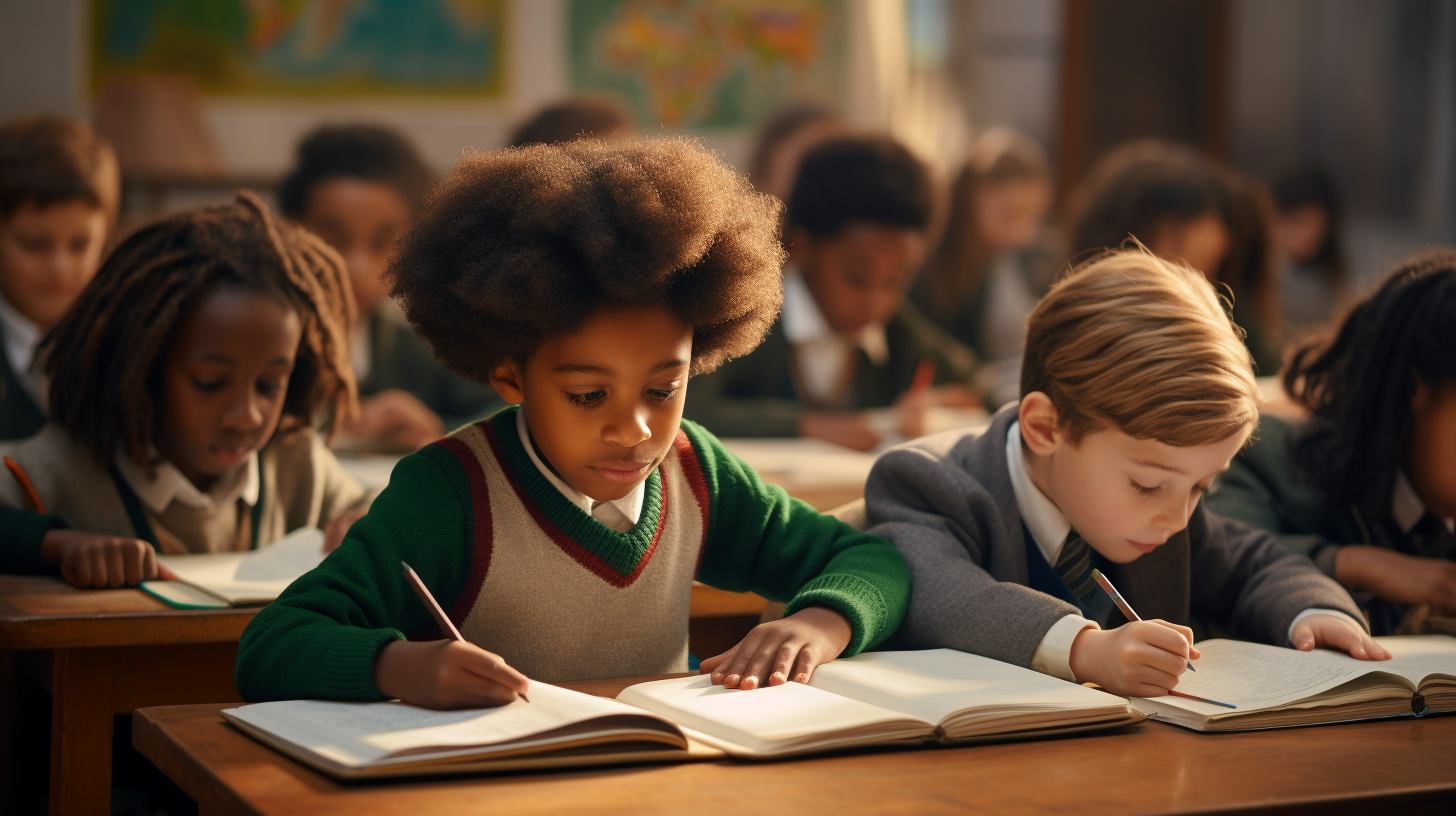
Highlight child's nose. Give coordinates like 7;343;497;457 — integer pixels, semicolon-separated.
221;390;266;431
602;404;651;448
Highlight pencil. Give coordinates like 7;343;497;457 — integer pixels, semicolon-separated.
1090;568;1196;672
1168;689;1237;709
4;456;46;514
909;358;936;396
400;560;528;703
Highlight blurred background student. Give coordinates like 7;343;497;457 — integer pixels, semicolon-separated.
747;100;844;202
506;96;634;148
0;114;119;440
911;127;1056;407
279;124;502;451
1270;164;1350;339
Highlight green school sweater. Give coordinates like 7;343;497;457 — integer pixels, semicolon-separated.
236;406;910;701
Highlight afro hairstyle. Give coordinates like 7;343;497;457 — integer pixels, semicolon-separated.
385;136;786;382
786;134;934;238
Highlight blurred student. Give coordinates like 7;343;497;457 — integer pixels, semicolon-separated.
747;100;843;201
1270;165;1350;337
0;114;120;439
912;128;1057;406
1064;141;1281;374
280;124;501;450
0;193;370;587
507;97;634;148
1209;252;1456;635
686;135;981;451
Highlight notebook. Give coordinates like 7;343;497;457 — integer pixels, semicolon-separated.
223;649;1140;779
140;527;326;608
1130;635;1456;731
617;648;1140;758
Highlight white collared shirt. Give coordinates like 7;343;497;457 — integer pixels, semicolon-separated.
781;271;888;406
0;293;44;405
516;408;644;533
114;448;260;515
1007;421;1361;682
1392;470;1456;535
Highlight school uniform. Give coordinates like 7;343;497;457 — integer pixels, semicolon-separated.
684;271;982;438
356;308;503;432
1208;413;1456;635
0;424;372;573
0;294;46;441
864;405;1365;680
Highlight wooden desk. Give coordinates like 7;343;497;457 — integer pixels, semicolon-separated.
0;574;258;816
0;576;767;815
134;675;1456;816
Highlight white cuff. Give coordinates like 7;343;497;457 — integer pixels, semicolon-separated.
1287;608;1364;645
1031;614;1099;682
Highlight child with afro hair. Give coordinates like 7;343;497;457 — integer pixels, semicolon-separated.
237;137;912;709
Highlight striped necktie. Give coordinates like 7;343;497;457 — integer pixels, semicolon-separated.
1055;531;1097;600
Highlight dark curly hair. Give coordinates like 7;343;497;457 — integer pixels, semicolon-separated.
0;113;119;223
385;137;785;381
278;124;433;219
507;97;633;148
1284;250;1456;517
787;135;934;238
40;191;357;474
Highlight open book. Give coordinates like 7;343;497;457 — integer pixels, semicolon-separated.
223;649;1139;779
1131;635;1456;731
139;527;326;608
618;649;1140;757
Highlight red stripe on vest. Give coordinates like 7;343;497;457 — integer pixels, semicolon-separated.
436;434;494;628
483;420;668;588
672;430;713;576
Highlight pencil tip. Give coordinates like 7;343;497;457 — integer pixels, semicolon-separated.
520;693;531;703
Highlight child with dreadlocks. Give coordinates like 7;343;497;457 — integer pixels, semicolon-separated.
236;138;911;709
0;191;372;588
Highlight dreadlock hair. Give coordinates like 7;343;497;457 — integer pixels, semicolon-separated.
1285;250;1456;517
40;190;358;474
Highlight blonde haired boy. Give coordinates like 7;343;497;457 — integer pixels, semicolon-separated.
865;248;1387;698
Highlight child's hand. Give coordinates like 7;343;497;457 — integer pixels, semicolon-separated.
800;411;879;451
346;390;445;451
1336;545;1456;616
1291;613;1391;660
1068;619;1201;697
373;639;531;710
699;606;852;689
40;529;160;588
323;508;368;552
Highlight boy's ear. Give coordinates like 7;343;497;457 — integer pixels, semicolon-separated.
1018;391;1061;455
488;360;526;405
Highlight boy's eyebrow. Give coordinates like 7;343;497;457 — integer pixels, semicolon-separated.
1131;459;1187;475
554;359;687;376
649;358;688;373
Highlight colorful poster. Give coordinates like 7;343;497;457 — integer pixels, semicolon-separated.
91;0;507;97
569;0;846;129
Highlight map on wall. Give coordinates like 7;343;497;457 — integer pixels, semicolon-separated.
569;0;846;129
91;0;507;97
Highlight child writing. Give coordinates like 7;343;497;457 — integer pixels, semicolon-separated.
279;124;501;450
865;247;1384;699
1208;252;1456;635
0;192;372;587
686;134;982;451
235;138;911;708
912;127;1057;406
0;114;120;439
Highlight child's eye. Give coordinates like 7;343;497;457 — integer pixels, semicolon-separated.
1130;480;1160;497
192;378;225;393
565;391;606;407
256;380;286;396
646;388;678;401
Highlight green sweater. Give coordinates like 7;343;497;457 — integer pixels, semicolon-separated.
236;406;910;701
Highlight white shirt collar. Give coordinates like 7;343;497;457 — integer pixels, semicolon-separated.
114;448;260;515
1392;469;1455;534
0;294;43;397
781;270;889;365
515;407;645;529
1006;420;1072;565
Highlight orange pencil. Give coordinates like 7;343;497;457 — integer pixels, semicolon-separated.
4;456;45;514
909;357;936;397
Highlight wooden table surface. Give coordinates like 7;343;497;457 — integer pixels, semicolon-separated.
135;675;1456;816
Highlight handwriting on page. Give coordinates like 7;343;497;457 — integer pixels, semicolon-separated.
1174;641;1371;707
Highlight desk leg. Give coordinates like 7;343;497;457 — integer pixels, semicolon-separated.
49;648;115;816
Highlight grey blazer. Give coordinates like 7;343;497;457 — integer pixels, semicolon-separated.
864;405;1365;669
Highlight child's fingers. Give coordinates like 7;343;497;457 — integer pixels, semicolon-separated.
141;545;160;581
765;642;799;686
790;645;822;684
460;647;531;695
716;630;769;688
698;649;732;677
1291;620;1317;651
1128;662;1181;693
1138;623;1195;669
123;544;145;587
737;636;789;690
1149;619;1200;659
61;554;85;587
106;545;127;588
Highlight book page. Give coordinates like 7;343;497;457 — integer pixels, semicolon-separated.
157;527;326;604
225;682;678;768
616;675;931;755
1148;638;1442;714
810;649;1129;725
